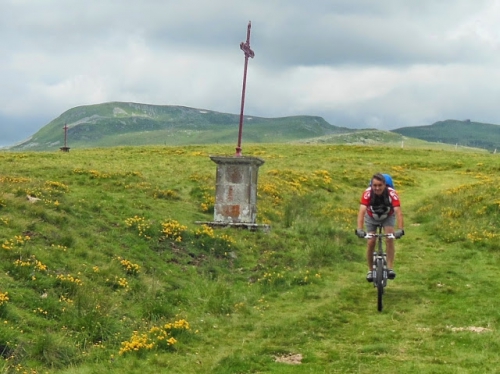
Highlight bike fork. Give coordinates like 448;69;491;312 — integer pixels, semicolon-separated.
372;254;388;287
382;253;387;286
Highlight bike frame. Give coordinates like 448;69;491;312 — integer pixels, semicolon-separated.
365;225;395;312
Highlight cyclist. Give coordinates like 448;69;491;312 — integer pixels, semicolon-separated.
355;173;404;282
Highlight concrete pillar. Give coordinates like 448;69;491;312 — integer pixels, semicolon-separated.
209;156;264;224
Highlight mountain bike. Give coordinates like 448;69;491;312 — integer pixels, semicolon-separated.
363;226;396;312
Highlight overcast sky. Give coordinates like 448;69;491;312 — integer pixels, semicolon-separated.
1;0;499;146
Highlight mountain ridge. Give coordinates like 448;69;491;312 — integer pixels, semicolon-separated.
9;102;354;151
6;102;500;152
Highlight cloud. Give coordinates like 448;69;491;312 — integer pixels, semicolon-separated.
0;0;500;145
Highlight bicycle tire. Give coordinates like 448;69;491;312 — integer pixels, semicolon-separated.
376;258;384;312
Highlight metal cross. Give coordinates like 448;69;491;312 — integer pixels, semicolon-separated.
60;123;70;152
63;124;68;148
235;21;255;156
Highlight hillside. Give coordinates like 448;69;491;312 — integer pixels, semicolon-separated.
9;102;354;151
391;119;500;152
8;102;499;152
295;129;489;152
1;144;500;373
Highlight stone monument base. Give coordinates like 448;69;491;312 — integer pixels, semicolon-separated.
210;155;264;224
195;221;270;232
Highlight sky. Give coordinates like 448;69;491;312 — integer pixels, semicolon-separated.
1;0;499;146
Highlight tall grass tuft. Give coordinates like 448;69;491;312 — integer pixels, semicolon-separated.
31;334;77;368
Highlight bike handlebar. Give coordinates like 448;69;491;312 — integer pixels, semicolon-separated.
364;233;396;239
355;228;403;239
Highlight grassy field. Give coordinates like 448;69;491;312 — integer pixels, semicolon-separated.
0;143;499;373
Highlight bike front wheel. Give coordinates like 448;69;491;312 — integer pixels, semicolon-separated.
376;258;384;312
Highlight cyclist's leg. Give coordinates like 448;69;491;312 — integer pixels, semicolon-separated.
364;214;377;270
385;231;395;269
382;216;396;273
366;240;376;269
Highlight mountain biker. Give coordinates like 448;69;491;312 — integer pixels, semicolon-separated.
355;173;404;282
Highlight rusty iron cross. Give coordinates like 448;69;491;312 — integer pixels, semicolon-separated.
235;21;255;156
63;124;69;147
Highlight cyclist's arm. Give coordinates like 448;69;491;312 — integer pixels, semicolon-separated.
394;206;404;230
357;204;367;229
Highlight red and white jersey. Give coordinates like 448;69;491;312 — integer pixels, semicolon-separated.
360;187;401;219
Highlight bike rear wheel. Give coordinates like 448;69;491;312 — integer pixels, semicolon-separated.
376;258;384;312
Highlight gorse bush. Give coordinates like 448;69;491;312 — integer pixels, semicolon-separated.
161;219;188;242
1;235;30;250
194;224;237;257
0;291;9;319
118;257;141;275
415;171;500;250
125;216;153;240
153;188;180;200
119;319;191;356
0;292;8;306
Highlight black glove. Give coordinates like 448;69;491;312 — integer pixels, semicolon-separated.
355;229;366;238
394;229;405;239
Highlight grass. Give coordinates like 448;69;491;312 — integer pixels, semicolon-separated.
0;143;499;373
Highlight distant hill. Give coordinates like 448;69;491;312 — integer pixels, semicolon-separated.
9;104;498;152
293;129;488;153
391;120;500;152
296;129;406;145
9;102;354;151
